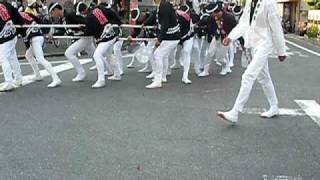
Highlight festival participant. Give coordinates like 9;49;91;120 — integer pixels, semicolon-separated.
176;4;194;84
217;0;287;124
61;2;96;82
145;0;180;89
0;1;24;91
84;3;123;88
20;2;62;88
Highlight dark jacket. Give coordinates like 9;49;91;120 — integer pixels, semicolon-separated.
19;12;43;40
85;5;122;43
0;2;24;44
157;1;180;41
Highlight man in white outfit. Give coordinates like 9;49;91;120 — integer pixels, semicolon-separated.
217;0;287;125
0;2;24;92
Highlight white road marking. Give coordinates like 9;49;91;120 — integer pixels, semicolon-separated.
0;58;92;92
242;108;306;116
0;54;136;76
286;40;320;57
295;100;320;127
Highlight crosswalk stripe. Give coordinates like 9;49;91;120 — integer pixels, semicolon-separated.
295;100;320;127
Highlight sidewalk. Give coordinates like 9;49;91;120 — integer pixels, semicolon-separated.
285;34;320;54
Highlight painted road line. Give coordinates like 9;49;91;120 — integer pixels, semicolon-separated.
242;108;306;116
286;40;320;57
295;100;320;127
0;58;92;90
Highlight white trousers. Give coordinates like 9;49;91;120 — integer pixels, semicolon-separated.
25;36;59;81
145;40;156;71
0;37;22;84
153;40;179;82
233;44;278;112
93;38;116;82
192;37;202;72
180;38;194;79
199;37;209;69
65;37;96;74
113;40;123;74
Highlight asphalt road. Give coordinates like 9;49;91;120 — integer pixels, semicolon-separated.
0;38;320;180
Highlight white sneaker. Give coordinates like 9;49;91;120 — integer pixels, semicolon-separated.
182;78;192;84
89;65;97;71
261;106;279;118
72;73;86;82
198;71;209;77
146;72;155;79
227;68;232;74
92;80;106;88
146;81;162;89
216;110;238;125
108;75;121;81
104;71;113;76
220;67;228;76
0;83;15;92
48;78;62;88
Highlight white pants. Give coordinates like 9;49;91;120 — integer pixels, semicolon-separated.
192;37;202;72
226;42;235;67
0;37;22;84
25;36;59;81
153;40;179;82
180;38;194;79
93;38;116;82
113;40;123;74
206;38;229;66
199;37;209;69
65;37;96;74
145;40;156;71
233;44;278;112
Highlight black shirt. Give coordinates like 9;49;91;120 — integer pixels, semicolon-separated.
158;1;180;41
85;5;122;42
0;2;24;44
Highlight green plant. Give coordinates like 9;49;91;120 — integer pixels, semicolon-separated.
307;25;320;38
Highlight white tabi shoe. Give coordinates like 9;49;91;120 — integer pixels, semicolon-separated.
198;71;209;77
108;75;121;81
146;72;155;79
216;110;238;125
0;83;16;92
92;80;106;88
260;106;280;118
219;67;228;76
72;73;86;82
146;81;162;89
182;77;192;84
48;78;62;88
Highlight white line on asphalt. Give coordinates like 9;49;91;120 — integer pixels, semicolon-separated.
286;40;320;57
242;108;306;116
0;59;92;93
295;100;320;127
